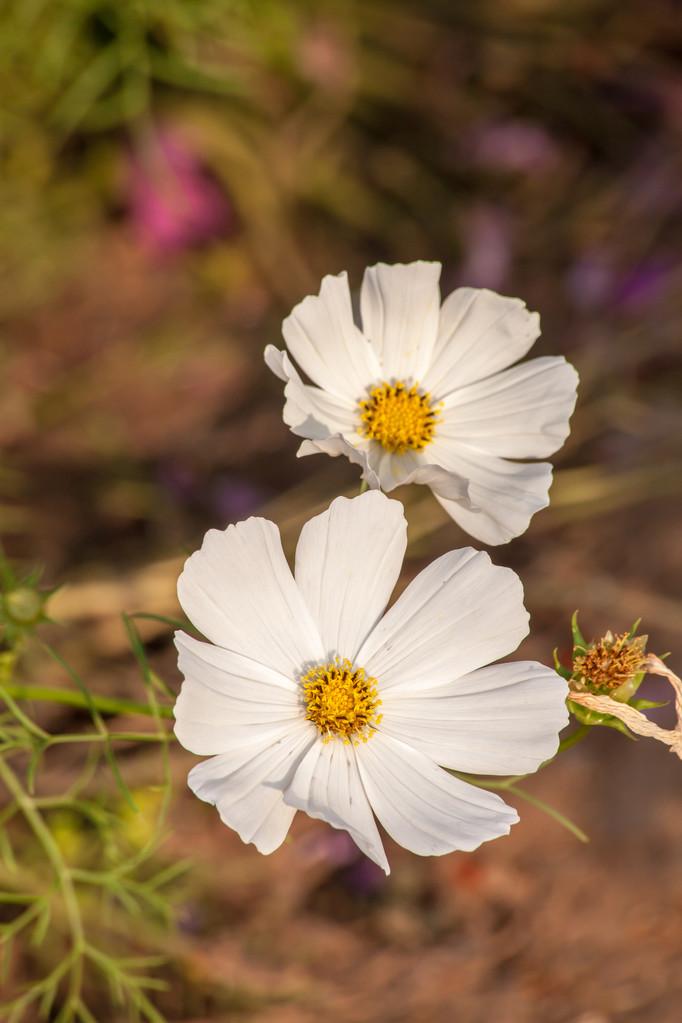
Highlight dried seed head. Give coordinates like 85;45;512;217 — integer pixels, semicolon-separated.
572;630;648;695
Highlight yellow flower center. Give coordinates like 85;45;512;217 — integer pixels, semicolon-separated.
358;381;440;454
302;658;382;744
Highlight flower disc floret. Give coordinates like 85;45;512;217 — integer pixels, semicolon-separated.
359;381;439;454
572;630;648;693
302;657;382;743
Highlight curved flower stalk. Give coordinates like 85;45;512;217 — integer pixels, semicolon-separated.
173;491;569;873
265;261;579;544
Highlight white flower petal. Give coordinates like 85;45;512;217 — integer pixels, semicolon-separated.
380;661;569;774
264;346;357;440
356;732;518;855
263;343;289;382
296;436;381;489
360;261;442;381
178;517;325;676
187;719;315;854
278;739;389;873
423;288;541;398
282;272;381;401
440;356;579;458
173;632;302;755
429;444;553;544
294;491;407;663
358;548;528;693
365;445;470;502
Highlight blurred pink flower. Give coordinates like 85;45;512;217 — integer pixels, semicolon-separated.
128;130;231;253
457;204;512;290
298;22;352;92
467;119;561;174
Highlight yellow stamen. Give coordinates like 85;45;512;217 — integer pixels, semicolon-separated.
302;658;382;744
358;381;440;454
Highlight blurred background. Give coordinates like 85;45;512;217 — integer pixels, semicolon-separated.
1;1;681;1020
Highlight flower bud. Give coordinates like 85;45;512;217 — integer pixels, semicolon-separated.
3;586;45;626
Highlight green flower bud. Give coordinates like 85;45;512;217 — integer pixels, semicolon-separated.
3;586;46;626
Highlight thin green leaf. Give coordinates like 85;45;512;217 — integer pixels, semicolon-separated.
506;784;590;843
41;642;137;810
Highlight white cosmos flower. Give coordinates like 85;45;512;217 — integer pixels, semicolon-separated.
265;261;579;545
173;491;568;874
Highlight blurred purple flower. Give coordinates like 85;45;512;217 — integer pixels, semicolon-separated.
298;831;386;895
301;830;359;868
566;252;672;314
341;854;386;897
467;119;561;174
211;474;267;522
614;260;672;312
457;204;512;290
157;460;198;505
128;130;231;253
565;253;615;312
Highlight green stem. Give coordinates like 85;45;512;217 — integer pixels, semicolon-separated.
1;682;173;720
556;723;590;754
504;783;590;844
0;758;85;1003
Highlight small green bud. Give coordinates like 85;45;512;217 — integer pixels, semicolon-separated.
3;587;46;626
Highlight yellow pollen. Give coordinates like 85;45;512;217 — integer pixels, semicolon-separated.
358;381;440;454
301;658;382;744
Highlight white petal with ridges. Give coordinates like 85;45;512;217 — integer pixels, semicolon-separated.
366;445;470;502
173;632;302;755
358;549;528;693
278;740;389;873
440;356;579;458
429;444;553;544
264;345;357;440
357;733;518;855
178;517;325;677
187;719;315;854
282;272;381;401
294;492;407;662
380;661;569;774
360;261;442;381
424;288;541;398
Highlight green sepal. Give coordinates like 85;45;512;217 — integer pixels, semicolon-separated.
571;610;587;652
567;698;636;739
553;647;572;680
611;669;646;704
631;698;668;711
